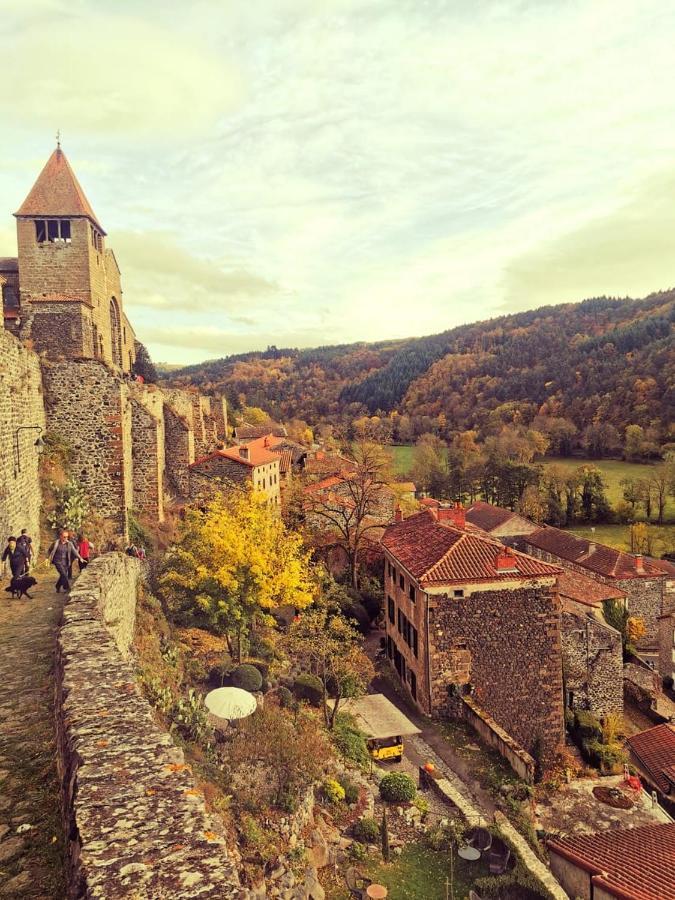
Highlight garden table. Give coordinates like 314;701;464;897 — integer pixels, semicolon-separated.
457;845;481;861
366;885;388;899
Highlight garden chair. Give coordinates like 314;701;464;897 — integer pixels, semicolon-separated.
345;867;372;898
466;826;492;854
488;838;511;875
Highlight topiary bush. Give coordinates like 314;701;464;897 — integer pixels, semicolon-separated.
293;673;324;707
276;685;294;708
353;817;380;844
322;777;345;804
379;772;416;803
231;664;263;692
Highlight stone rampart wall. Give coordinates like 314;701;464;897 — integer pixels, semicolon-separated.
0;329;45;553
56;553;243;898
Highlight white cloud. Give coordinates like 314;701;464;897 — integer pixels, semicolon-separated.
2;0;675;364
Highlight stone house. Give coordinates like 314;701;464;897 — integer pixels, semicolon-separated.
1;144;227;535
381;508;565;772
189;440;281;509
626;723;675;813
522;526;674;668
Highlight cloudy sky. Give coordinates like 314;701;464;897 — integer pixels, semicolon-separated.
1;0;675;364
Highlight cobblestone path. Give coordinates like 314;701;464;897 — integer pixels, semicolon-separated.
0;568;66;898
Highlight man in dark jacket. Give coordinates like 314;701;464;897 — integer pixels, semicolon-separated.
48;531;83;593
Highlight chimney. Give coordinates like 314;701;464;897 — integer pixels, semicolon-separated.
635;554;645;575
394;505;403;523
588;541;596;554
239;446;250;461
264;436;269;447
436;502;466;528
496;547;518;572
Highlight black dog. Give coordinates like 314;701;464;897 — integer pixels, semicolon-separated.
5;575;37;599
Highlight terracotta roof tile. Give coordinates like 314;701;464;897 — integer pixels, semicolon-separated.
382;510;560;586
15;147;104;232
556;569;627;607
190;442;279;469
627;724;675;794
235;423;287;440
548;823;675;900
525;527;664;580
465;501;518;531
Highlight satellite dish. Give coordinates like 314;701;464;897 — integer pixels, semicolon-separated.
204;687;257;722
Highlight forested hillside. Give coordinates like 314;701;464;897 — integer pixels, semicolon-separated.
166;292;674;454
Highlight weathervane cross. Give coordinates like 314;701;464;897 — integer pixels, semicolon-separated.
56;129;61;148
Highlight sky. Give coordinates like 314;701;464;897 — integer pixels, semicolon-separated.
1;0;675;365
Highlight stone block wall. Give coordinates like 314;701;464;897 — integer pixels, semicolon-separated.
56;553;243;898
164;405;194;498
129;383;165;522
658;612;675;683
561;610;623;718
429;584;565;770
0;329;45;552
42;359;132;534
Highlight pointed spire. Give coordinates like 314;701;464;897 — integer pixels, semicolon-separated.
15;145;105;233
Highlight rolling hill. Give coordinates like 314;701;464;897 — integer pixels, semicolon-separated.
165;291;674;447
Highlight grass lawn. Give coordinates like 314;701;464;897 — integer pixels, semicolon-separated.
567;523;674;557
325;843;491;900
391;444;416;476
541;457;674;516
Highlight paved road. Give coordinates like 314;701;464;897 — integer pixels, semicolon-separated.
0;568;66;898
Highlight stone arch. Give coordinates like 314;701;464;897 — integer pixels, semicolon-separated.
109;297;123;368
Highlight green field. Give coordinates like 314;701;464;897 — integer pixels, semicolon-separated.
568;523;674;557
541;457;673;512
391;444;416;475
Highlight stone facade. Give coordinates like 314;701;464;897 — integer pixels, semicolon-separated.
0;328;45;552
383;556;565;771
190;451;281;508
524;541;668;662
129;383;166;522
42;359;133;534
56;554;243;898
658;611;675;684
561;608;623;718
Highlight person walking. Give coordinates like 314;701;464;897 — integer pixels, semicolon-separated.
16;530;33;571
76;534;94;572
2;537;16;575
48;531;83;593
3;537;28;579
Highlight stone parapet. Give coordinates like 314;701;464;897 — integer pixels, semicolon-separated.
55;554;243;898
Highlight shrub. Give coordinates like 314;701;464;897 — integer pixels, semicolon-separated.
379;772;416;803
574;710;602;741
339;775;360;805
322;778;346;804
293;673;324;707
564;708;575;732
231;664;263;692
583;739;626;774
248;659;270;679
348;841;368;862
276;686;294;708
413;794;429;815
332;714;370;768
353;817;380;844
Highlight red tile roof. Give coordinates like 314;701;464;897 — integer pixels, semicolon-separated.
15;147;104;231
627;724;675;794
382;510;560;587
524;527;665;580
648;556;675;576
548;823;675;900
556;569;626;607
190;443;279;469
235;423;287;441
465;500;519;531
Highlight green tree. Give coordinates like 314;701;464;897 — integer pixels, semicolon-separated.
283;603;374;729
132;341;158;383
624;424;645;461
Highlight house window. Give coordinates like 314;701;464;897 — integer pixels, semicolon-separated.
409;670;417;701
409;584;416;603
453;589;464;598
397;610;402;634
36;218;71;243
388;596;395;624
412;626;418;658
399;573;404;590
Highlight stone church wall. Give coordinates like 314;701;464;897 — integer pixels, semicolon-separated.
56;553;242;897
42;359;133;534
0;329;45;552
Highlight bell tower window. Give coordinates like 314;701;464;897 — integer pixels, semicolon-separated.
35;219;71;243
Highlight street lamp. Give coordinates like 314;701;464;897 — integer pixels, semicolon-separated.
13;425;44;473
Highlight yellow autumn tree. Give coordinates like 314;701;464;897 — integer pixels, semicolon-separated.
160;489;314;660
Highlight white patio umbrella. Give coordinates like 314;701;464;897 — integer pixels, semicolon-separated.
204;687;257;722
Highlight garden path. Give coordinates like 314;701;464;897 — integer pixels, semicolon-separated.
0;567;66;898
